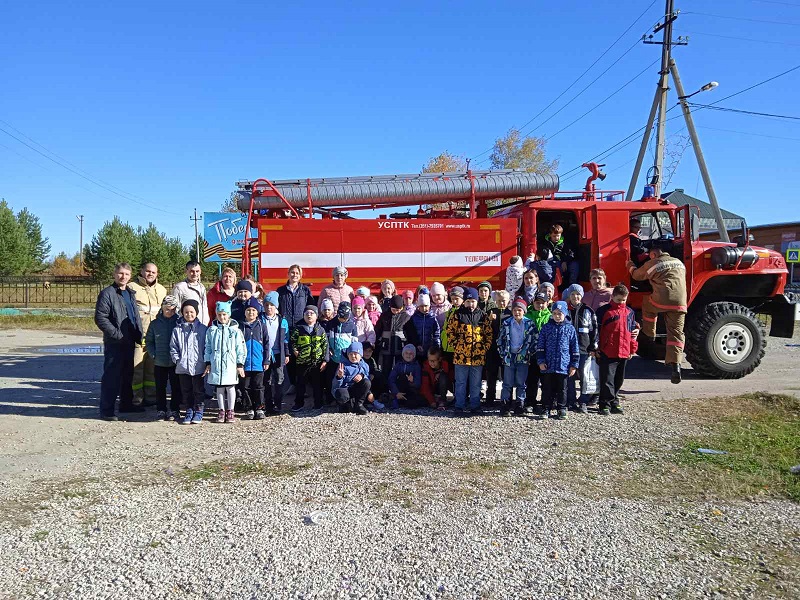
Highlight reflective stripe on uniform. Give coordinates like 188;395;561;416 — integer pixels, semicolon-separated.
642;315;657;322
578;327;589;333
666;340;685;348
649;298;687;312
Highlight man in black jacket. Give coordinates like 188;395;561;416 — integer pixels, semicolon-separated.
94;263;143;421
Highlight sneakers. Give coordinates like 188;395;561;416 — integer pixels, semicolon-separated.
156;410;167;420
100;415;118;422
578;403;589;414
555;409;568;420
291;402;304;413
354;402;368;416
225;410;235;423
389;398;399;410
500;407;511;417
610;405;624;415
671;363;682;384
372;399;385;411
190;410;204;424
254;409;266;420
181;409;194;424
215;410;225;423
168;410;180;421
513;403;525;416
244;410;255;420
598;407;610;416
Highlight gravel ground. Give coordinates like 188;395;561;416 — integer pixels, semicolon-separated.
0;329;799;599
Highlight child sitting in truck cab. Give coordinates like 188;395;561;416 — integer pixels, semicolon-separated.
537;224;579;288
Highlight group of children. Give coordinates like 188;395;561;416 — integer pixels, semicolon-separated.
143;252;639;423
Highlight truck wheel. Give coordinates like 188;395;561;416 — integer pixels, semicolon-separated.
685;302;766;379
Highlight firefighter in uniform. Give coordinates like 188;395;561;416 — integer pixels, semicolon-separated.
626;239;687;384
128;263;167;405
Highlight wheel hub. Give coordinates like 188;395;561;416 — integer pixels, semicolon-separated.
712;324;753;365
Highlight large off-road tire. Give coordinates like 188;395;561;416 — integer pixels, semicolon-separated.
685;302;766;379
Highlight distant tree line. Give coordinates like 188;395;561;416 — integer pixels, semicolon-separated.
0;199;51;276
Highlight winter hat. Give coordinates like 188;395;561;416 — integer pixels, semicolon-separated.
181;299;199;314
216;300;232;315
464;287;479;301
332;266;348;277
510;256;523;267
245;297;262;311
235;280;254;293
540;282;555;295
356;286;370;298
402;343;416;355
417;294;431;307
162;295;179;308
430;282;446;296
390;295;404;309
304;304;318;315
346;340;363;355
366;295;379;307
477;281;492;291
450;286;465;299
403;290;414;299
512;297;528;311
565;284;585;298
418;285;430;296
352;296;366;307
534;292;548;303
337;301;352;318
552;300;568;314
320;298;334;312
263;291;279;307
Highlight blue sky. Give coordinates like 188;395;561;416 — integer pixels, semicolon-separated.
1;0;799;257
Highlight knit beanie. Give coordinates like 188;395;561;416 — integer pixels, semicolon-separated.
403;290;414;299
162;295;179;308
245;297;262;311
464;287;479;301
402;343;416;355
430;282;446;296
390;295;404;309
304;304;319;315
333;266;348;277
417;294;431;307
320;298;334;312
540;282;555;294
552;300;568;314
216;300;232;315
181;299;199;314
346;341;363;355
450;286;464;299
235;280;254;293
512;297;528;311
366;295;379;307
534;292;548;303
356;286;370;298
263;291;279;307
352;296;366;307
477;281;492;292
565;284;585;298
337;301;352;318
510;256;523;267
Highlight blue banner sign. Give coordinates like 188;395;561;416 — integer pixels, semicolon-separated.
202;212;257;263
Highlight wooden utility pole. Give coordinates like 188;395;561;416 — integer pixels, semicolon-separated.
190;209;203;263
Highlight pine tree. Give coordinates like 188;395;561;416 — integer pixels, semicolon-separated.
0;200;30;276
84;217;141;281
16;207;51;274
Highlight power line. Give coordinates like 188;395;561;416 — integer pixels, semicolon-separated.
0;123;182;216
468;0;658;162
752;0;800;7
683;10;800;26
697;125;800;142
704;64;800;106
688;103;800;121
681;30;800;47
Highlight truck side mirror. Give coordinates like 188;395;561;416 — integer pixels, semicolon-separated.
738;219;749;248
690;213;699;241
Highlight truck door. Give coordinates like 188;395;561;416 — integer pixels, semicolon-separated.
580;204;598;279
676;204;695;300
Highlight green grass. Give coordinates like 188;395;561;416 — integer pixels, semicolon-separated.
32;530;49;541
0;315;98;332
183;460;310;482
676;393;800;501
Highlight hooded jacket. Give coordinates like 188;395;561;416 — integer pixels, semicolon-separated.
497;315;537;366
317;284;355;313
505;260;525;296
144;310;178;367
536;318;580;375
388;358;422;396
567;302;599;354
403;309;441;359
323;317;358;363
440;306;458;353
169;318;208;376
446;306;493;366
374;309;411;356
277;281;315;327
539;235;575;263
596;301;639;359
127;276;167;337
631;252;688;313
204;319;246;386
290;320;328;367
353;312;376;345
420;358;452;407
241;317;270;372
332;356;370;390
429;299;451;331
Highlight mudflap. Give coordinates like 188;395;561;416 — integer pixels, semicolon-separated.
762;293;799;338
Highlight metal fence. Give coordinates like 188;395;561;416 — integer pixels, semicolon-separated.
0;276;104;308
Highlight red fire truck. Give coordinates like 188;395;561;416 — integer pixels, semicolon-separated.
236;167;797;379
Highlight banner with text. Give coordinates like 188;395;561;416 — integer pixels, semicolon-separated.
203;212;256;263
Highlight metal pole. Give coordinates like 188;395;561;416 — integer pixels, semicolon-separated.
670;58;730;243
653;0;675;198
76;215;84;273
193;208;200;263
626;86;662;201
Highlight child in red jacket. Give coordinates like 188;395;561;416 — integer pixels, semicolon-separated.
420;347;452;410
594;284;640;415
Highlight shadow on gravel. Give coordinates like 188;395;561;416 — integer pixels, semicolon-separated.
0;353;101;419
623;357;701;381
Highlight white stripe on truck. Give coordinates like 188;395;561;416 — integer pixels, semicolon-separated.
260;251;502;269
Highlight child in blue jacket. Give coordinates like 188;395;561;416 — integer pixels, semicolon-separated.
332;341;370;415
262;292;290;414
536;301;579;420
387;344;423;409
239;297;269;420
204;301;246;424
497;297;537;416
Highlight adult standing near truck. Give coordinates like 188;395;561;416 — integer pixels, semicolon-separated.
171;261;209;326
278;264;315;385
94;262;143;420
318;266;355;313
127;262;166;406
626;239;687;384
207;267;237;323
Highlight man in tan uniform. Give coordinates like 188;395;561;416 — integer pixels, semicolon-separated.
626;239;687;384
128;263;167;405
